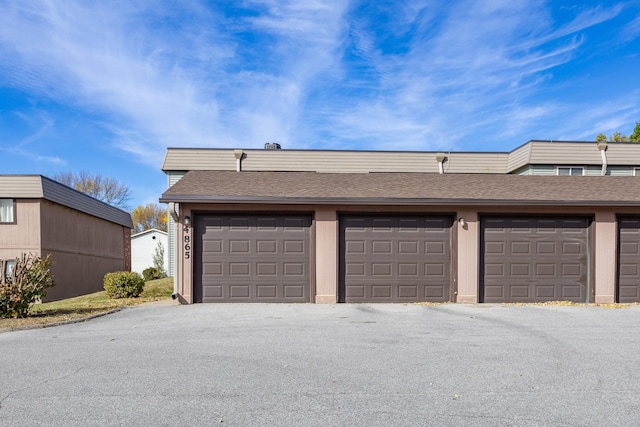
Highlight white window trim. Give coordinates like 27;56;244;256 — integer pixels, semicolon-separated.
0;199;15;223
555;166;586;176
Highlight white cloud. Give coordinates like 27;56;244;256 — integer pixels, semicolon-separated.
0;0;636;163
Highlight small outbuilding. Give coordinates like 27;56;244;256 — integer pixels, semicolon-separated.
131;228;168;275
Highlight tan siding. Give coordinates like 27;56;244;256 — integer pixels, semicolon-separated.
436;153;507;173
0;200;41;259
0;176;43;198
604;143;640;165
528;142;603;164
40;201;127;301
506;143;531;172
163;142;640;175
163;149;236;171
164;149;508;173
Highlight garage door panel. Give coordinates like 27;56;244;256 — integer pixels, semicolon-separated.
618;218;640;303
340;215;452;303
373;241;393;253
481;216;589;303
425;241;445;254
194;214;311;303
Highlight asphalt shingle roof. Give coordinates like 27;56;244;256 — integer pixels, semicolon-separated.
160;170;640;206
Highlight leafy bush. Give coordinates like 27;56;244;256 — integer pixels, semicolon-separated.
0;254;55;318
142;267;163;282
103;271;145;298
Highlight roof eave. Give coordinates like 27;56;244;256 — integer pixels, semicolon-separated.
158;195;640;207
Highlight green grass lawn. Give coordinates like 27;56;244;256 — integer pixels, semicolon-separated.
0;277;174;332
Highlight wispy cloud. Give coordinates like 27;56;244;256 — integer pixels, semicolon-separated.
319;1;629;149
0;0;636;167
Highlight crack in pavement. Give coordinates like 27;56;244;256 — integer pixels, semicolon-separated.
0;367;84;411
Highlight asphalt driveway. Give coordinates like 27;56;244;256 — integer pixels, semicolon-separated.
1;303;639;426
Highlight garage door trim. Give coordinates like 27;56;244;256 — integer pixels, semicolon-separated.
192;211;315;303
339;213;456;303
480;214;594;303
617;215;640;303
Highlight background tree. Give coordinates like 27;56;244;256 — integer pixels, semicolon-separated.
595;121;640;142
131;203;168;233
54;171;132;209
152;242;167;278
630;121;640;142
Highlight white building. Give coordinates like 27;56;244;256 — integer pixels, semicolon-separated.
131;229;168;275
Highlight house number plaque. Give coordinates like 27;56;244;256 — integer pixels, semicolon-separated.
184;234;191;259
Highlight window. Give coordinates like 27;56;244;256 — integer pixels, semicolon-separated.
1;259;14;283
557;167;584;176
0;199;14;223
5;260;14;279
634;167;640;176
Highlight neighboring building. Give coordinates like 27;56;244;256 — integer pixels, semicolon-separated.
160;140;640;304
131;228;168;275
0;175;133;301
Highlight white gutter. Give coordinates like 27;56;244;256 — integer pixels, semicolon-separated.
597;141;607;176
435;153;446;174
234;149;244;172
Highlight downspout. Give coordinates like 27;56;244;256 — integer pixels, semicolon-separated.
168;202;179;299
597;141;608;176
234;149;244;172
435;153;447;174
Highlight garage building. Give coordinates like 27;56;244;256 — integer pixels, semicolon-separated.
160;141;640;304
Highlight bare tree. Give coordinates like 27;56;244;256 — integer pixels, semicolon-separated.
131;203;168;233
54;171;132;209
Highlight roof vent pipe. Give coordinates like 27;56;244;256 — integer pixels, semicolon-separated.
435;153;447;174
233;149;244;172
264;142;281;150
597;141;607;176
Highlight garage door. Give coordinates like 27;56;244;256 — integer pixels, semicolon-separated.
194;214;311;303
340;215;452;303
481;216;590;303
618;218;640;303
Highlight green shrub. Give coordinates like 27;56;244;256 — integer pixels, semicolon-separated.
142;267;163;282
0;254;55;318
103;271;145;298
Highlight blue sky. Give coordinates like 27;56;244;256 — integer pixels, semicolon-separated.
1;1;639;209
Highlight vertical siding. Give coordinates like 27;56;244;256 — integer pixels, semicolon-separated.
39;200;127;301
0;199;41;259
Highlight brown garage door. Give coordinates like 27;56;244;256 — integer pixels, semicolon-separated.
481;216;590;303
340;215;452;303
618;218;640;303
194;214;311;303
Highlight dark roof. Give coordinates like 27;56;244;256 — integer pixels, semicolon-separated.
160;170;640;206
